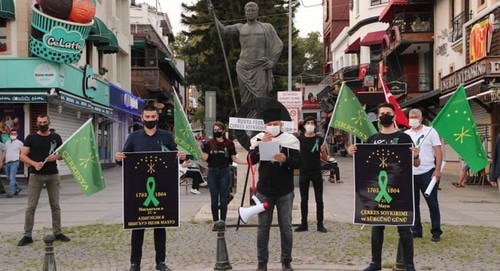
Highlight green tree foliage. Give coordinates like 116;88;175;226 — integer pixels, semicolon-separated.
295;31;324;84
178;0;302;122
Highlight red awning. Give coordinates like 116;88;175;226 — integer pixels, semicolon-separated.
379;0;408;23
360;30;386;46
344;38;361;53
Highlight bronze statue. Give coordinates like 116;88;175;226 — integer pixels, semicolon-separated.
209;2;283;105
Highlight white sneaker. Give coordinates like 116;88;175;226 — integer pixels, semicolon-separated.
200;181;208;187
190;188;201;195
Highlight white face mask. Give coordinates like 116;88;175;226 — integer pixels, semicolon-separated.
10;135;17;140
409;118;421;129
265;125;280;136
304;124;315;132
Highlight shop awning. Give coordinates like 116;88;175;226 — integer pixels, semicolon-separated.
344;38;361;53
360;30;386;46
158;50;184;83
0;91;46;103
0;0;15;20
379;0;408;23
97;29;119;54
59;91;113;116
87;17;112;45
109;84;145;117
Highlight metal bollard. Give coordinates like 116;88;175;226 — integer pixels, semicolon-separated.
43;234;57;271
214;220;232;270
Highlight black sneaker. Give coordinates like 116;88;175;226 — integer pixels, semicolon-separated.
317;225;328;233
412;232;423;238
363;263;382;271
431;234;440;242
0;190;5;194
155;262;171;271
129;263;140;271
55;233;71;242
14;188;21;195
18;236;33;246
282;262;293;271
5;193;13;198
294;225;308;232
256;262;267;271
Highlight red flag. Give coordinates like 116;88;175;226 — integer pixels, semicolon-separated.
379;76;410;128
359;64;369;81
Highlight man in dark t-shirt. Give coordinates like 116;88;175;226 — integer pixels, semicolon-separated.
18;114;70;246
348;103;420;271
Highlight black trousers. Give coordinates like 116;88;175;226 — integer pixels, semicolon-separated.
298;172;324;225
370;226;413;267
130;228;166;265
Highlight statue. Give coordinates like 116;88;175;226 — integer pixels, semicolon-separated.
209;2;283;105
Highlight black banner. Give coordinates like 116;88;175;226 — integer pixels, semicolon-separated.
123;152;179;229
353;144;414;226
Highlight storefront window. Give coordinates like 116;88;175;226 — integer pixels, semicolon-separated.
0;19;7;52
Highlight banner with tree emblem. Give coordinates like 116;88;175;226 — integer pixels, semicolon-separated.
172;92;202;160
328;83;377;141
122;152;179;229
353;144;414;226
57;118;105;196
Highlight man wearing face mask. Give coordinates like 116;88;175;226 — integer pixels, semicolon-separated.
295;116;329;233
404;108;443;243
3;129;24;198
115;104;186;271
348;103;420;271
248;108;300;271
18;114;70;246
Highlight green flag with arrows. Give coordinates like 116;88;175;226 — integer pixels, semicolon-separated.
328;83;377;141
57;119;105;196
431;85;488;173
172;92;202;160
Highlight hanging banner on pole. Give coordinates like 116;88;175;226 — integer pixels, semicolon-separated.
353;144;414;226
123;151;179;229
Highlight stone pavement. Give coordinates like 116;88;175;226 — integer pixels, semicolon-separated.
0;156;499;270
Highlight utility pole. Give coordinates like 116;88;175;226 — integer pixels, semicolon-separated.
288;0;293;91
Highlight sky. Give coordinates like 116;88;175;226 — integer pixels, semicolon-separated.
139;0;323;38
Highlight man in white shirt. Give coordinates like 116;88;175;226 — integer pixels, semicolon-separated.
0;141;5;194
404;109;443;242
3;129;24;198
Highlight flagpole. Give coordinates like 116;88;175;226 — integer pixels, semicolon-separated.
323;83;345;146
54;118;94;154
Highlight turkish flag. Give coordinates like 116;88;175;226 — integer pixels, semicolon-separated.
379;76;410;128
359;64;369;81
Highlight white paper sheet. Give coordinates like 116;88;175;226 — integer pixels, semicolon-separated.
259;141;280;161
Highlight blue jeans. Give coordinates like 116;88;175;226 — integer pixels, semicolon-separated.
256;191;294;264
207;167;231;222
413;168;442;237
5;161;21;195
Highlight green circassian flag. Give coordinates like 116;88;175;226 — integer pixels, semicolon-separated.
431;84;488;173
172;92;202;160
329;83;377;141
57;119;105;196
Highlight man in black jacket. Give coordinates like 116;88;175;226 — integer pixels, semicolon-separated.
248;109;300;271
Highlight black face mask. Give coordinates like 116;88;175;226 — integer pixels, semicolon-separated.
143;120;158;129
213;131;223;138
379;114;394;127
38;124;49;132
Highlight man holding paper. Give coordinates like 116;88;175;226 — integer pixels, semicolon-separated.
405;109;443;242
248;108;300;271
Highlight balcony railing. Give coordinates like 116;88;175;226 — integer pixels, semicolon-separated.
448;11;472;43
393;12;433;33
389;73;433;92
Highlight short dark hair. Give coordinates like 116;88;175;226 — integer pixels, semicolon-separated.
303;116;317;126
378;103;395;112
37;114;50;121
141;104;159;114
9;129;17;134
